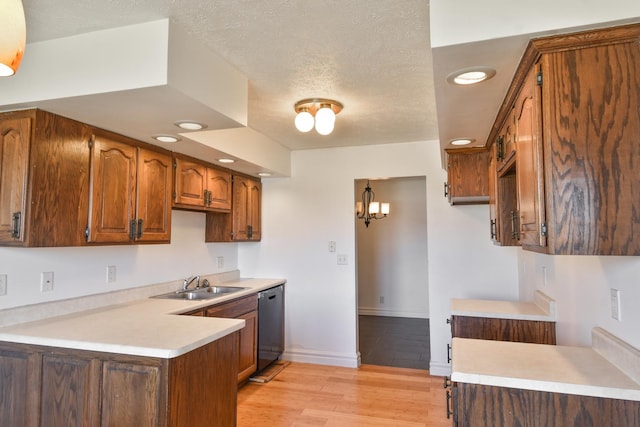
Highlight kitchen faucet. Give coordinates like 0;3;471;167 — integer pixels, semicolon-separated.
182;275;200;291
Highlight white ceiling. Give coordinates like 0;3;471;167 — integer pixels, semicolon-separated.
8;1;640;173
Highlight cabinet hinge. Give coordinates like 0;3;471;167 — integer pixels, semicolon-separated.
536;72;543;86
173;162;177;169
88;135;95;149
84;226;89;241
541;222;548;236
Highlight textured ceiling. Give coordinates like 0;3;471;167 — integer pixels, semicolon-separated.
21;0;437;151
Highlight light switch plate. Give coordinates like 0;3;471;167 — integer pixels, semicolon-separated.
610;288;621;321
106;266;116;283
0;274;7;296
337;254;348;265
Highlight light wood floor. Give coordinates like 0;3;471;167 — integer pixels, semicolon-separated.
237;362;451;426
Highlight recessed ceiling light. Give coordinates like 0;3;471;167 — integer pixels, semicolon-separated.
258;172;272;177
153;135;181;143
450;138;474;146
218;158;235;164
446;67;496;85
175;120;207;131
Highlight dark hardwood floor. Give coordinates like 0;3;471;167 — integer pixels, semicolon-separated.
359;315;430;369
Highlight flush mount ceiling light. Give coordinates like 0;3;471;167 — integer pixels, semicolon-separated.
450;138;475;146
174;120;208;131
153;135;181;143
0;0;26;77
446;67;496;86
356;180;390;228
294;98;343;136
218;158;235;164
258;172;272;177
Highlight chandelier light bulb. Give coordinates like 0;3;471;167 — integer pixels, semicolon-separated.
0;0;26;77
315;106;336;135
294;110;314;132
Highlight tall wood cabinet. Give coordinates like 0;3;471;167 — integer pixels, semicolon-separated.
87;129;172;244
206;175;262;242
487;24;640;255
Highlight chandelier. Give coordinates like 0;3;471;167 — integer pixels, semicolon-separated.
356;181;390;228
294;98;343;136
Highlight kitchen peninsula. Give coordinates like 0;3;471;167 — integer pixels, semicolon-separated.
0;274;285;426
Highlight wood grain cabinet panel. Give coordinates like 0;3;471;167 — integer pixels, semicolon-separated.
206;175;262;242
454;383;640;427
444;148;489;205
487;24;640;255
205;294;259;384
0;110;92;247
0;117;30;243
88;130;172;244
451;315;556;345
173;155;231;212
0;334;239;427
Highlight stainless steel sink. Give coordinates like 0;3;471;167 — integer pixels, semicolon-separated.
151;286;248;301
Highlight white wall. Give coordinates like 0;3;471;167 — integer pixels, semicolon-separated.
519;251;640;349
356;177;429;319
0;210;238;310
239;140;519;373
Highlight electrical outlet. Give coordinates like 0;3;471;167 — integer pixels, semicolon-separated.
217;256;224;268
610;288;621;321
337;254;348;265
106;266;116;283
41;272;54;292
0;274;7;296
328;241;336;252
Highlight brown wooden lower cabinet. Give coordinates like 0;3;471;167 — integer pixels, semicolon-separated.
451;315;556;344
205;294;258;385
0;333;238;427
452;382;640;426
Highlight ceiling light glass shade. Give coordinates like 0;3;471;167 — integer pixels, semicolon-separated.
218;158;235;163
369;202;380;214
314;106;336;135
450;138;473;146
381;203;390;215
0;0;26;77
153;135;180;143
175;121;207;130
294;110;314;132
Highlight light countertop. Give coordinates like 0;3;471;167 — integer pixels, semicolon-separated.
0;278;285;359
450;290;555;321
451;336;640;401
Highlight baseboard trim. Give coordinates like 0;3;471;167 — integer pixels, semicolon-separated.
282;348;359;368
358;307;428;319
429;361;451;377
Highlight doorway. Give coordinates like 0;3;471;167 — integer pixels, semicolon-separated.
355;177;430;369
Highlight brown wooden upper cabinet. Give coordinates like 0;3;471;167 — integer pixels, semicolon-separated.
487;23;640;255
0;110;93;247
206;175;262;242
87;130;172;244
444;147;489;205
173;155;232;212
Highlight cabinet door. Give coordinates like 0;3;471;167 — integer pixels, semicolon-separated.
515;65;546;248
488;147;498;242
446;148;489;205
206;167;232;211
237;310;258;383
0;346;40;426
136;148;172;242
101;361;162;427
0;118;30;243
232;176;251;240
248;179;262;240
88;135;137;243
174;158;206;208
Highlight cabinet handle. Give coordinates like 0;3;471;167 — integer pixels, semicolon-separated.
447;343;452;363
137;219;144;239
11;211;21;239
129;219;137;240
204;190;211;206
443;182;449;198
247;225;253;239
490;219;497;240
510;211;520;240
446;390;453;419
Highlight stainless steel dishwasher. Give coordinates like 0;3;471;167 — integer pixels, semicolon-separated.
256;284;284;372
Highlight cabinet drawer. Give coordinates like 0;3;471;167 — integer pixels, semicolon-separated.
206;294;257;318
